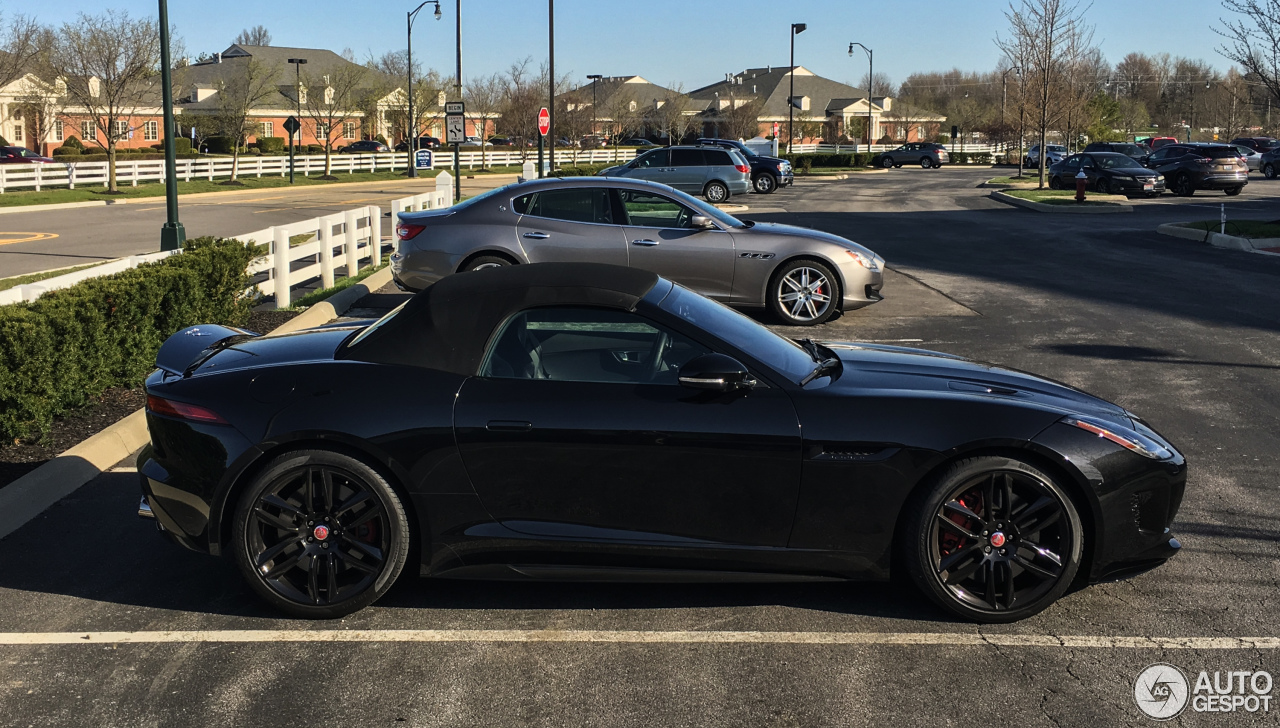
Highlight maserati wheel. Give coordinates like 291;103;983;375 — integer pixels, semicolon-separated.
768;259;839;326
465;255;512;272
903;456;1083;623
233;450;411;619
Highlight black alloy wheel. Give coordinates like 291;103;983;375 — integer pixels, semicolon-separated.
920;157;932;169
704;180;730;203
1174;174;1196;197
902;456;1083;623
1264;163;1276;180
754;174;777;194
881;156;894;168
1225;186;1243;196
233;450;410;619
1095;177;1110;195
465;255;512;272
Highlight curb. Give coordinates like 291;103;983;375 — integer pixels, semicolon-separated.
989;189;1131;213
1155;223;1280;255
0;200;116;215
980;179;1039;189
0;267;389;541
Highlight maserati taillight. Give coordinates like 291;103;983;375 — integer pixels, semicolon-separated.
396;223;425;241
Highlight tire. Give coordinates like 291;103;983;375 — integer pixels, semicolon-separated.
901;456;1084;623
463;255;513;272
893;164;902;168
1095;178;1110;195
1048;175;1062;190
1264;164;1277;180
920;157;932;169
881;156;894;169
753;174;777;194
1225;186;1243;196
232;450;411;619
767;258;840;326
703;180;730;203
1174;174;1195;197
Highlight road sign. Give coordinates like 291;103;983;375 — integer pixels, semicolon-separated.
414;149;433;169
446;114;465;144
445;101;464;115
283;116;301;135
538;107;550;137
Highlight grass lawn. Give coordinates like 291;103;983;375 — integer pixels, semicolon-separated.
988;176;1039;185
1001;189;1125;206
1179;219;1280;239
288;257;389;310
0;262;109;293
798;167;873;176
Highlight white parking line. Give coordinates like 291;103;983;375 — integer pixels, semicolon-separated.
0;630;1277;649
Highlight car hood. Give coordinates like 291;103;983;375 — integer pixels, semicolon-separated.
191;326;362;376
738;221;879;258
819;341;1133;425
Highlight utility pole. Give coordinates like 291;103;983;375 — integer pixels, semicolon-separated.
287;58;307;184
406;1;442;179
588;74;602;139
788;23;806;154
157;0;184;251
453;0;461;201
549;0;555;174
850;42;872;150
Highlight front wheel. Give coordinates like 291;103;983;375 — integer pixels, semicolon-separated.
881;157;894;169
920;157;933;169
767;258;840;326
704;180;730;203
1095;178;1110;195
1225;186;1243;196
901;456;1083;623
1264;163;1277;180
753;174;777;194
233;450;411;619
1174;174;1195;197
1048;175;1062;190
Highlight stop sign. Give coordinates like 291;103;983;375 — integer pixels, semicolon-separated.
538;107;550;136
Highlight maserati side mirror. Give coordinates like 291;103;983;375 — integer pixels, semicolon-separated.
678;353;757;391
691;215;716;229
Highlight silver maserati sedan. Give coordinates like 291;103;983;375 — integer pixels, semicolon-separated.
392;177;883;325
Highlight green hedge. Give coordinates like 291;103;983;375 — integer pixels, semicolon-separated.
62;152;202;162
549;163;612;177
205;136;235;154
782;153;874;169
0;237;260;442
52;146;81;157
62;135;85;150
257;136;285;154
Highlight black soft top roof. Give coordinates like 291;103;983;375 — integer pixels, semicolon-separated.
343;263;661;374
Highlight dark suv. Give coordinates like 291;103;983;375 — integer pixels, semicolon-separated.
1143;143;1248;196
1229;137;1279;153
1082;142;1147;161
696;138;793;193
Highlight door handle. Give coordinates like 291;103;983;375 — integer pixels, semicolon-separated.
486;420;533;432
522;232;550;239
631;239;659;246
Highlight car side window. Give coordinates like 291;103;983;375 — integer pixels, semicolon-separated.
704;149;734;166
1063;156;1081;170
670;149;704;167
512;188;613;224
1080;155;1096;169
633;149;670;168
1148;148;1169;162
616;189;695;229
481;307;710;385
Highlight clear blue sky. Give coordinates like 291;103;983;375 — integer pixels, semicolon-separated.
41;0;1237;90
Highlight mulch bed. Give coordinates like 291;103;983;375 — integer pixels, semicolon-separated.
0;309;302;490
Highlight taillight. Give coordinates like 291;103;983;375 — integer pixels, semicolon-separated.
735;164;750;174
147;395;228;424
396;223;425;241
1195;157;1213;164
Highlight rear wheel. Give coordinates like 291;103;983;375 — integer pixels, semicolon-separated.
902;456;1083;623
463;255;513;272
704;180;730;203
753;174;777;194
881;156;894;169
920;157;933;169
767;258;840;326
1225;186;1243;196
233;450;411;619
1048;175;1062;190
1264;163;1277;180
1174;174;1195;197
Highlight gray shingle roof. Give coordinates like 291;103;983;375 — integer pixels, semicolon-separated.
689;66;867;118
175;45;372;112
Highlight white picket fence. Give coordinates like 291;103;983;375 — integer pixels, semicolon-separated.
0;148;637;193
786;142;1012;154
0;250;182;306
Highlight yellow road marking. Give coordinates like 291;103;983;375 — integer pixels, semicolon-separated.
0;629;1276;648
0;232;59;246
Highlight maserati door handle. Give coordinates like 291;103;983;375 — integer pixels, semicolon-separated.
522;232;550;239
631;239;659;246
486;420;533;432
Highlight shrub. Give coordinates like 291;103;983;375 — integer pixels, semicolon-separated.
204;136;235;154
548;163;612;178
0;237;260;442
62;135;84;150
257;136;285;154
52;146;81;157
950;152;969;164
306;144;324;154
172;137;192;154
374;134;388;145
971;152;992;165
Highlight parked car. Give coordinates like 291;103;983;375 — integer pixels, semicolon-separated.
1022;144;1067;168
620;138;659;147
459;136;493;148
1229;137;1279;153
1047;152;1165;197
599;145;751;202
697;137;793;194
873;142;950;169
392;177;883;325
1232;144;1262;172
1261;148;1280;179
1142;143;1248;196
1081;142;1147;161
488;136;514;146
578;135;609;148
141;261;1185;622
0;146;55;164
393;136;441;152
1141;136;1179;150
339;140;390;154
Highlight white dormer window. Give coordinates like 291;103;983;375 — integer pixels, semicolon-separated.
628;100;636;112
324;87;334;105
88;77;101;98
298;87;306;104
56;78;67;95
790;96;810;111
655;100;665;109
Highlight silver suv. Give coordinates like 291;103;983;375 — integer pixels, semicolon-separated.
599;145;751;202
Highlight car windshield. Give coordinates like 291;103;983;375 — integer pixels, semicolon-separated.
1095;154;1142;169
657;284;816;382
1047;145;1066;153
1116;144;1144;156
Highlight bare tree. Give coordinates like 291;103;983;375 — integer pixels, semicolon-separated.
0;12;45;91
234;26;271;47
997;0;1095;187
301;62;369;178
599;91;643;159
653;84;695;146
213;56;279;183
49;10;161;193
1218;0;1280;109
367;50;446;146
498;58;546;159
465;73;503;169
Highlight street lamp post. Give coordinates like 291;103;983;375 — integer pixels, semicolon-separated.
788;23;806;155
287;58;307;184
549;0;555;174
157;0;184;251
453;0;461;201
1001;66;1021;158
849;42;872;152
587;74;602;140
406;1;442;179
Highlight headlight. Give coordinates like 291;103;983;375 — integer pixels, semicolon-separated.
1063;415;1172;459
846;250;880;272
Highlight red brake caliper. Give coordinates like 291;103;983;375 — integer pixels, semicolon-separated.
940;491;983;556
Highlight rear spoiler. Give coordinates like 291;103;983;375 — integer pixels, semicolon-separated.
155;324;258;377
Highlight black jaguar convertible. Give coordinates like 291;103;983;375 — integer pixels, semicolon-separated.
138;263;1185;622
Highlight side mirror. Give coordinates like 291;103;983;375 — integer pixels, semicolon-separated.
678;353;757;391
691;214;716;229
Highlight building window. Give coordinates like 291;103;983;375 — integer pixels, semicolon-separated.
315;122;329;139
343;122;356;139
259;121;273;138
54;120;64;142
82;120;96;140
12;124;21;142
298;87;306;104
114;120;129;140
324;87;334;105
144;120;158;141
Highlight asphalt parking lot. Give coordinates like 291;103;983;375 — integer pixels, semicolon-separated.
2;167;1278;726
